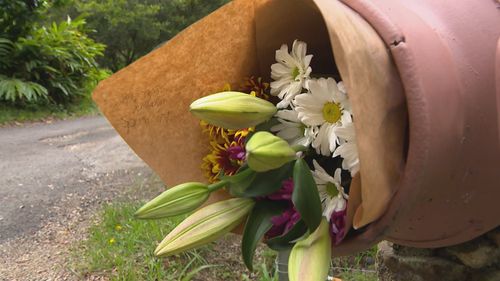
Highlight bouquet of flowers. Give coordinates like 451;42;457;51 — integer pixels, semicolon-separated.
133;40;358;281
93;1;500;278
92;0;415;279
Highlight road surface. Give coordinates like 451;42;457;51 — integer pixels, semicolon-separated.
0;116;146;242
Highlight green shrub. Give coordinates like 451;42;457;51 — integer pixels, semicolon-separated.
71;0;229;71
0;0;42;41
0;76;48;102
0;17;106;104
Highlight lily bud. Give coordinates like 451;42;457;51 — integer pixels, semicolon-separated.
155;198;254;257
245;131;296;172
190;91;277;130
134;182;210;219
288;218;332;281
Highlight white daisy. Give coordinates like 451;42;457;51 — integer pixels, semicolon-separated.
333;122;360;175
311;160;348;220
270;40;313;109
270;110;315;147
294;78;352;156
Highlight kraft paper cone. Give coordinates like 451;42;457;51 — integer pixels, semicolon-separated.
93;0;261;204
93;0;406;238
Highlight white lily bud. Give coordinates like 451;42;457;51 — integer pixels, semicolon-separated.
190;91;277;130
245;131;296;172
134;182;209;219
288;218;332;281
155;198;254;257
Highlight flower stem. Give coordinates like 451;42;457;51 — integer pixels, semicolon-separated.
208;180;227;192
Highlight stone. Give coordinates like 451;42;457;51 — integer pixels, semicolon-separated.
377;241;468;281
470;270;500;281
444;238;500;269
392;243;434;257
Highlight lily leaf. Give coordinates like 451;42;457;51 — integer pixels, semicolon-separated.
225;167;257;196
266;220;308;251
292;158;322;232
238;162;293;198
241;200;287;271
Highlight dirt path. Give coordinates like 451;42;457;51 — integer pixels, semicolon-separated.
0;117;158;280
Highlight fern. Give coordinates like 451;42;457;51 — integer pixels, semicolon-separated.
0;76;48;103
0;38;14;67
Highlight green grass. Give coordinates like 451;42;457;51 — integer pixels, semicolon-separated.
72;202;211;280
72;201;279;280
331;245;378;281
0;95;98;125
73;200;377;281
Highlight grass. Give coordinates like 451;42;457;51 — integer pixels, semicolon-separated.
73;200;377;281
0;95;98;125
331;245;378;281
72;202;208;280
72;201;280;280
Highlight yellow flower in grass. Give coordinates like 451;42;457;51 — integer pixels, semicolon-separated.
115;225;122;231
109;238;116;245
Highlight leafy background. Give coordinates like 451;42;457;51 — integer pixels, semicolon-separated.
0;0;228;116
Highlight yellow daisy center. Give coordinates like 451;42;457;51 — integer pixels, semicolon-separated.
326;182;339;198
322;102;342;124
291;67;300;80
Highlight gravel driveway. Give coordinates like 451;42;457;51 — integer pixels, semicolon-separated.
0;116;158;280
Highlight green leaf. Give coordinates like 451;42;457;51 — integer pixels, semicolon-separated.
292;159;322;232
266;220;308;251
242;200;287;271
238;162;294;198
224;167;257;196
180;265;220;281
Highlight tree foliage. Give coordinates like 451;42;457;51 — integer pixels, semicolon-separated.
0;0;229;105
0;6;106;104
0;0;43;41
74;0;229;71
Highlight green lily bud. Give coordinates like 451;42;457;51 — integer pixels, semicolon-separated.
134;182;210;219
245;131;296;172
155;198;255;257
288;218;332;281
189;91;277;130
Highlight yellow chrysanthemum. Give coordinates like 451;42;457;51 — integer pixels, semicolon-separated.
201;124;253;183
200;78;270;182
240;76;271;101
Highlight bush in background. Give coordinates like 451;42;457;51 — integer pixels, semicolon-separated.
65;0;230;71
0;17;106;104
0;0;107;105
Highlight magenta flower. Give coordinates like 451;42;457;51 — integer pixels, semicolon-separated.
227;145;246;161
267;178;294;201
266;207;301;238
330;209;347;245
264;179;301;238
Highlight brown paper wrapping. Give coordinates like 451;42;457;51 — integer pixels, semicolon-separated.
93;0;406;245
